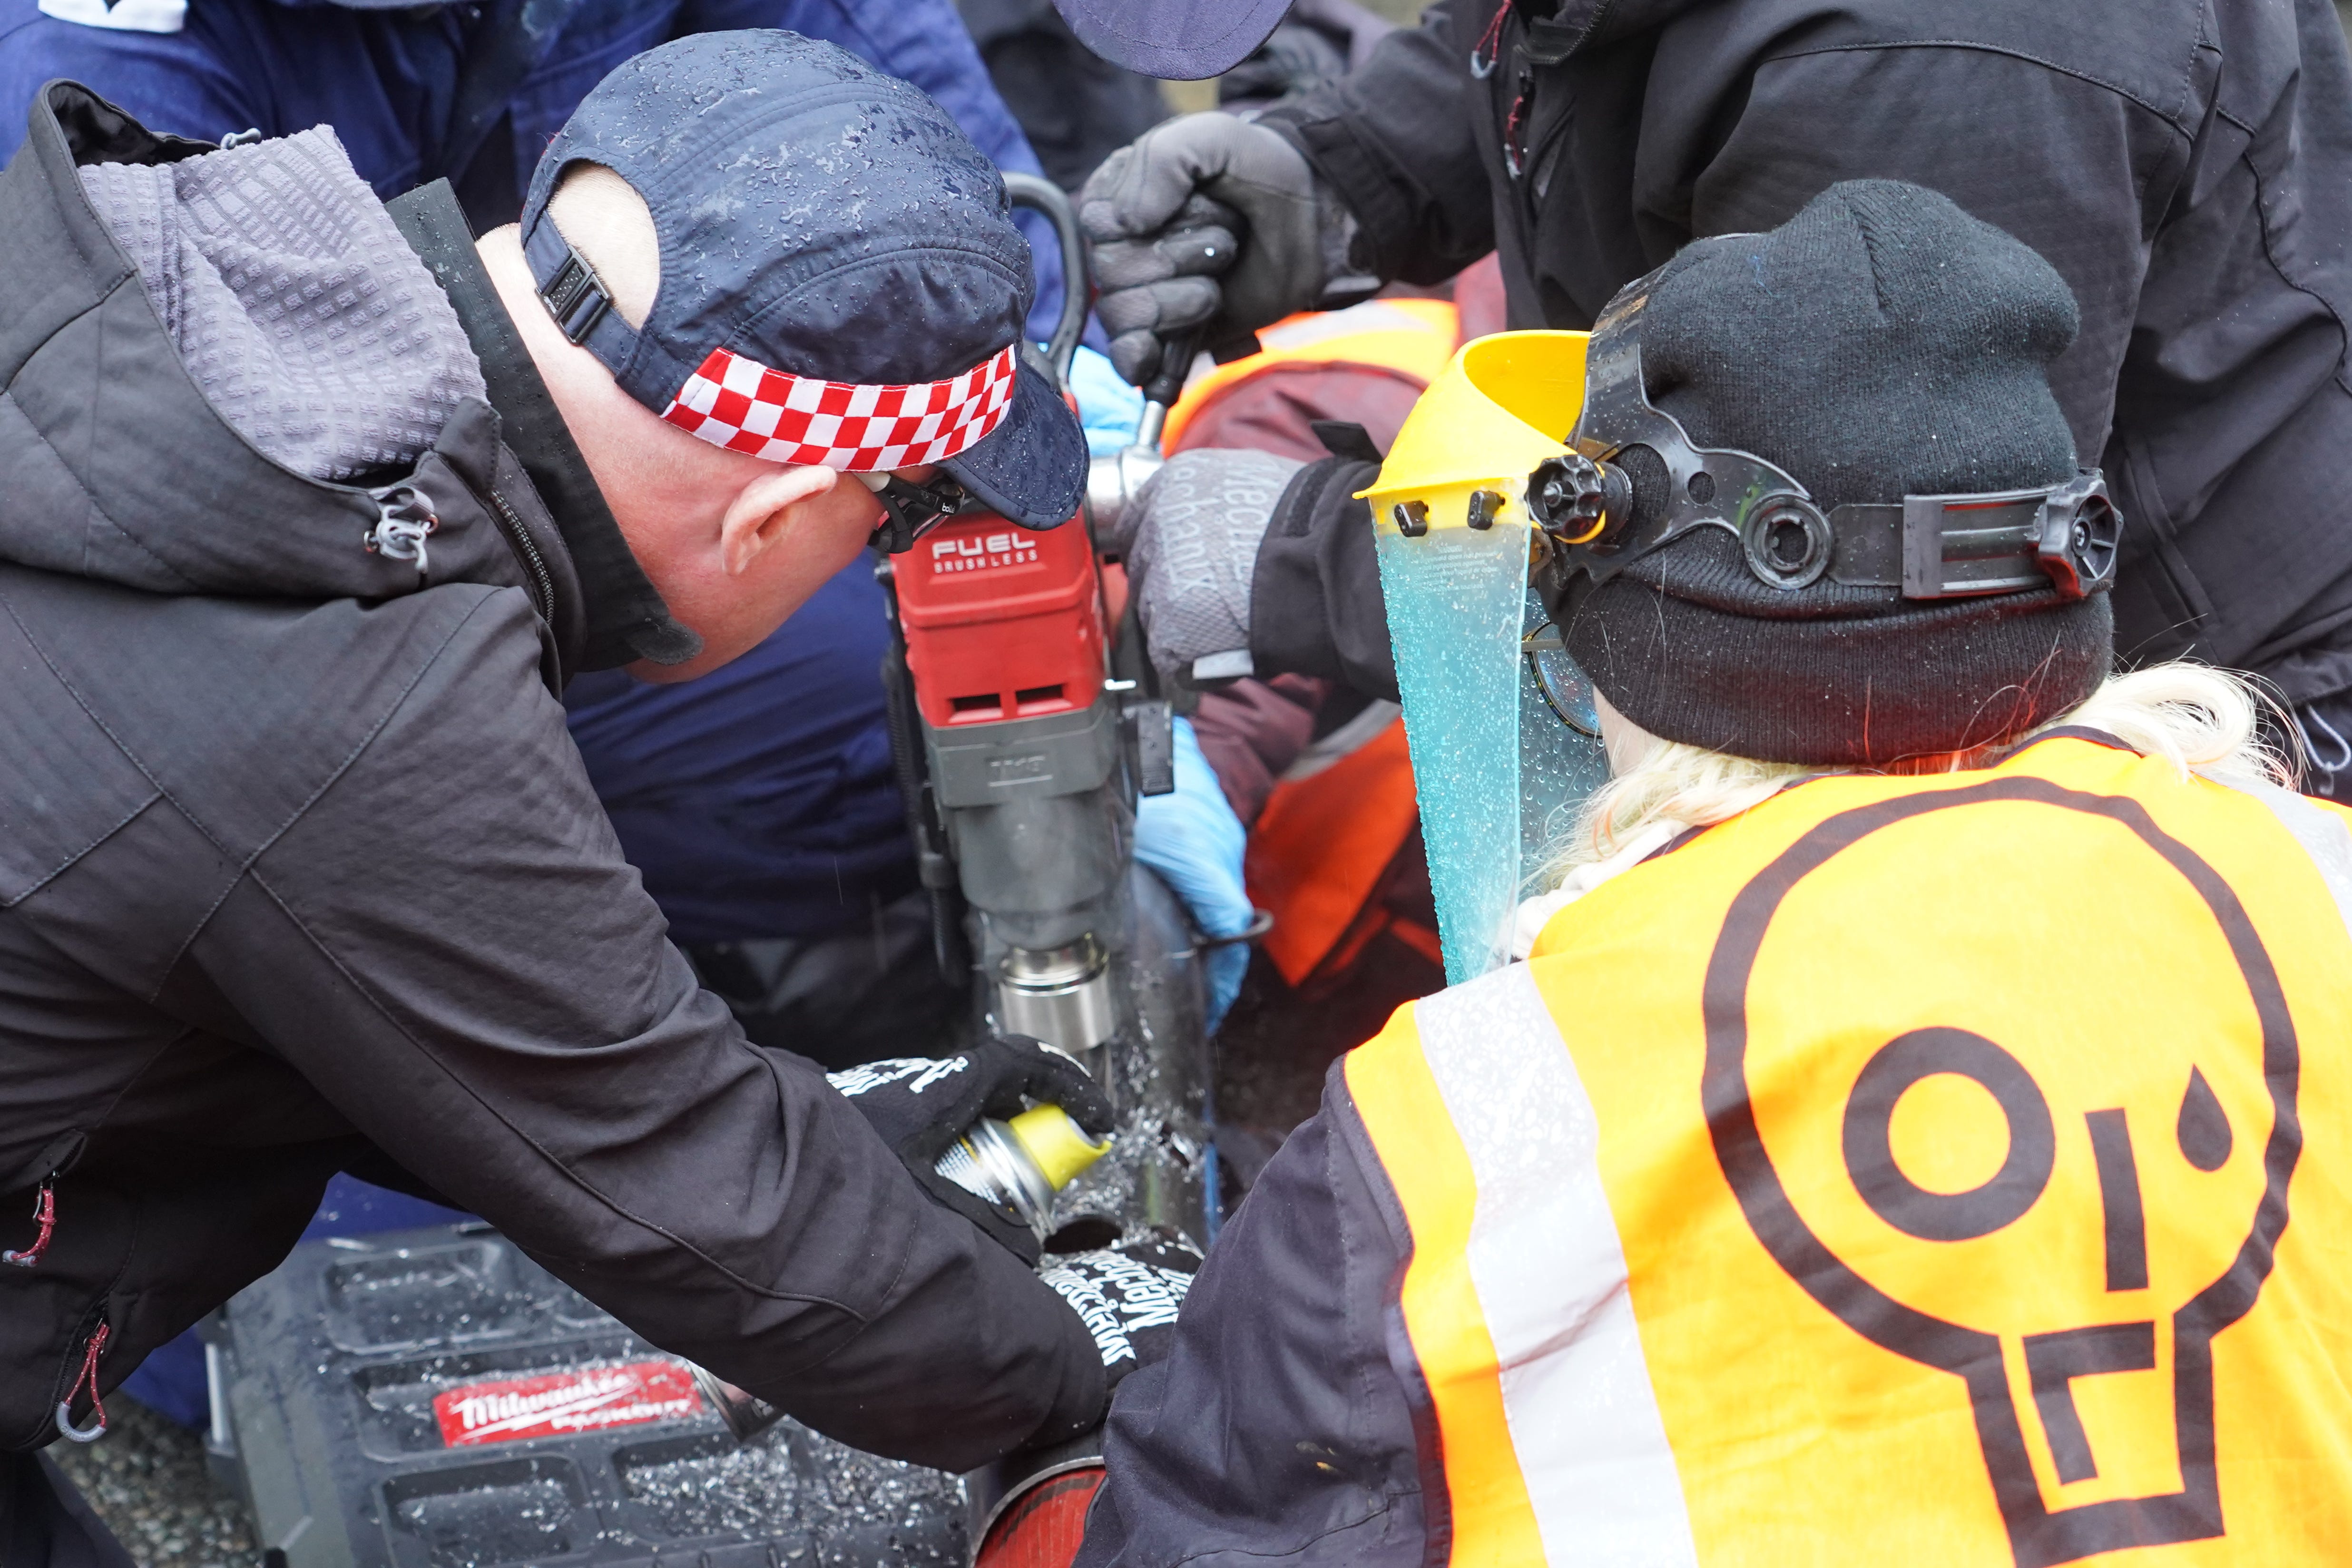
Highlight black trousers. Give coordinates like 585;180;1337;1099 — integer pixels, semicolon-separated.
0;1454;132;1568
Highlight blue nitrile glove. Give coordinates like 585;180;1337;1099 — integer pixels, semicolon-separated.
1133;716;1254;1029
1068;343;1146;456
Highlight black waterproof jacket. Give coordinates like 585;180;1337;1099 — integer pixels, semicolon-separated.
0;85;1104;1465
1253;0;2352;707
1074;1067;1427;1568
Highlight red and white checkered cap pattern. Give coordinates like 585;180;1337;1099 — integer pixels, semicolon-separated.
658;343;1019;470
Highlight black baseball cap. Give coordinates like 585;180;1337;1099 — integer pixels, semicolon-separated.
517;30;1084;530
1050;0;1291;80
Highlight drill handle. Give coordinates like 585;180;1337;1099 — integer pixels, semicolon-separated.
1003;172;1089;392
1140;326;1196;414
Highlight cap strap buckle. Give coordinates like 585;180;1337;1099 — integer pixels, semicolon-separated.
519;214;638;382
869;472;975;554
539;245;612;347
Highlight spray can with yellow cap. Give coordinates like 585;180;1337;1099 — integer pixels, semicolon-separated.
934;1102;1114;1245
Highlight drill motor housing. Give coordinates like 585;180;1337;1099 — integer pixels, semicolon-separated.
890;504;1133;1059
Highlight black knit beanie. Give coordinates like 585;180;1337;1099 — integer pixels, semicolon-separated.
1558;180;2114;766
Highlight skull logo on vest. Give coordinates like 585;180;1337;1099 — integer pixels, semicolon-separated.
1702;777;2300;1568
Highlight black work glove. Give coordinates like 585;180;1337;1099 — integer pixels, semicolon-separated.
827;1037;1114;1264
1080;113;1351;385
1039;1238;1203;1390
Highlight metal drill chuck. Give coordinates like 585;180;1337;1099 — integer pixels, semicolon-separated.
997;937;1117;1056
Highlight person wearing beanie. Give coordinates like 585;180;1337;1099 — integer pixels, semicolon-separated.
1071;0;2352;806
1072;184;2352;1567
0;34;1169;1560
1554;178;2110;769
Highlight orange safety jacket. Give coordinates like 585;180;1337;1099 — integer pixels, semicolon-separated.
1079;732;2352;1568
1161;298;1461;458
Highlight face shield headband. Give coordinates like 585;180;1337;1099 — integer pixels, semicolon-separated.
1524;268;2122;604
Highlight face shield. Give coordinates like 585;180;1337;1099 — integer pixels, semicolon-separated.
1365;270;2121;985
1358;333;1612;984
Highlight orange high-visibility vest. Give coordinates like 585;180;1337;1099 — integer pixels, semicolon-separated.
1245;715;1429;985
1344;735;2352;1566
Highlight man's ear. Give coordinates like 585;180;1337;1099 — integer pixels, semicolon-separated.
718;463;843;576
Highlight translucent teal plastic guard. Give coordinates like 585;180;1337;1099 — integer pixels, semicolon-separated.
1518;586;1612;901
1376;521;1529;984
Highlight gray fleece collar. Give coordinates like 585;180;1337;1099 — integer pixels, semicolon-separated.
78;128;487;486
386;179;699;671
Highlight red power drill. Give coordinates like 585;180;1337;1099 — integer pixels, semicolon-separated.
872;175;1208;1250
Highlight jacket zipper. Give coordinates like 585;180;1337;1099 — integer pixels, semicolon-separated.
56;1317;109;1443
2;1176;56;1268
485;488;556;624
1503;67;1535;179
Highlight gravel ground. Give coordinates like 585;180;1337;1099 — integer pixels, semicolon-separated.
45;1400;262;1568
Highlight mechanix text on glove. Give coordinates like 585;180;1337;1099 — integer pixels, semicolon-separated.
826;1055;972;1102
1039;1241;1202;1382
1119;447;1303;686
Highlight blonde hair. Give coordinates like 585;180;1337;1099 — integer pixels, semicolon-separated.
1539;662;2293;885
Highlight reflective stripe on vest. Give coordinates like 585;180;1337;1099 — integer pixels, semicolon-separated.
2206;770;2352;935
1345;963;1699;1565
1347;737;2352;1566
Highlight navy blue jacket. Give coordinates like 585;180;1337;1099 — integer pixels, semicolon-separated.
0;0;1061;942
564;566;911;942
0;0;1067;334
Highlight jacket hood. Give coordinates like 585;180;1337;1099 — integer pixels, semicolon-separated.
0;83;696;671
78;126;490;489
0;83;478;601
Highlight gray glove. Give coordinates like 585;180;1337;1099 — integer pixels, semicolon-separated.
1080;113;1365;386
1110;448;1303;686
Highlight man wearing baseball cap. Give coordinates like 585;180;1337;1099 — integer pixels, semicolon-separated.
0;31;1142;1560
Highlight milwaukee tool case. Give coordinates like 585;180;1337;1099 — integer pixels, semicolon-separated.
202;1223;963;1568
